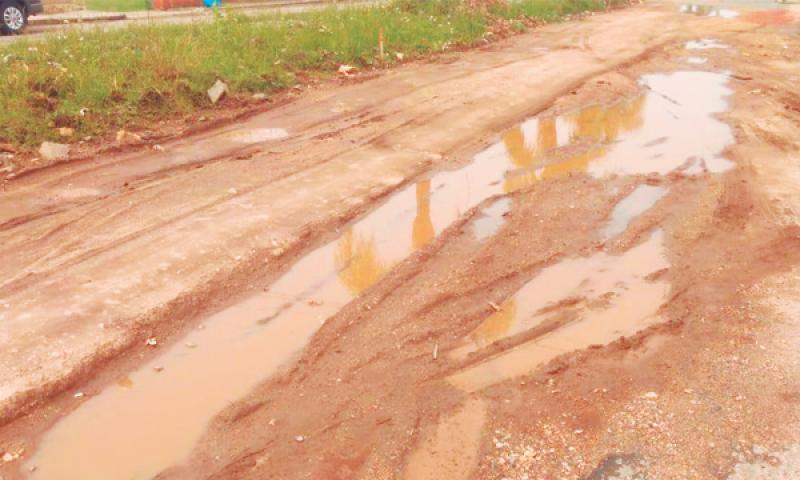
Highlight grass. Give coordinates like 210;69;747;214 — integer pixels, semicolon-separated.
0;0;610;149
84;0;151;12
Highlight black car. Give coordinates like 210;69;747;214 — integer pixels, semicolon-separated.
1;0;42;34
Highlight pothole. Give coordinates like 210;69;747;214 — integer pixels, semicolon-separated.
680;4;740;18
448;229;670;389
603;185;667;240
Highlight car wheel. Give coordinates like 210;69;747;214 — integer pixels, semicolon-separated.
1;1;26;35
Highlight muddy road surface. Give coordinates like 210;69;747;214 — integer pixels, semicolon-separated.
2;1;800;479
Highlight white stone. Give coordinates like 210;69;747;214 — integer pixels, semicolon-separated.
38;142;69;162
207;79;229;104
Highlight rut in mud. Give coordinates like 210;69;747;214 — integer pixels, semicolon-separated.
2;2;800;480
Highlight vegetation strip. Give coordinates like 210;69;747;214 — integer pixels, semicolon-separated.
1;0;615;149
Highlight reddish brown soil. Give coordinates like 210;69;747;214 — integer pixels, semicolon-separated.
2;4;800;480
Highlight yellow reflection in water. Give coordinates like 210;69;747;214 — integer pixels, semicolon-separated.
504;117;557;168
470;299;517;348
334;230;389;296
413;181;435;250
335;181;435;296
502;95;645;193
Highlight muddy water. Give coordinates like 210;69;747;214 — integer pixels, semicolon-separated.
686;38;730;49
680;4;740;18
449;230;670;392
603;185;667;239
28;71;734;479
472;198;511;241
687;56;709;64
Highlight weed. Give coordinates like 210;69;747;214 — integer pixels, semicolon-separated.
0;0;612;148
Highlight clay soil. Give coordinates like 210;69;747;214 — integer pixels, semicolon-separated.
2;2;800;480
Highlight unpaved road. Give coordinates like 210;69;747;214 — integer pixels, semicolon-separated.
2;2;800;479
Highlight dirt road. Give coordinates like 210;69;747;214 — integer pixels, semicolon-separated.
2;1;800;479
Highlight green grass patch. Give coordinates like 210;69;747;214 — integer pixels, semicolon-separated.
84;0;151;12
0;0;612;148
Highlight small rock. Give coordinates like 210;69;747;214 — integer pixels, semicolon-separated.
38;142;70;162
207;79;229;104
253;93;268;100
394;52;405;60
295;435;305;443
145;337;158;347
153;366;164;373
116;130;142;143
432;343;439;360
337;64;356;76
268;418;277;426
185;342;198;349
489;301;501;312
228;188;238;194
643;391;659;399
3;452;15;462
73;392;85;398
271;247;285;257
58;127;74;137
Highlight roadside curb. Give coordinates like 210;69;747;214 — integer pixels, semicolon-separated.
29;13;127;25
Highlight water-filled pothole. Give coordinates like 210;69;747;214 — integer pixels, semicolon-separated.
448;230;669;392
680;4;741;18
686;38;731;49
603;185;667;240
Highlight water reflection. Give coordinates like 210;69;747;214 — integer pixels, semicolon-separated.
680;4;740;18
450;230;670;390
501;94;646;192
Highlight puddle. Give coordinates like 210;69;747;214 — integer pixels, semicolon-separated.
502;71;735;186
28;70;734;479
223;127;289;143
680;4;741;17
686;56;709;64
449;230;669;392
587;71;735;176
603;185;667;239
685;38;730;49
403;398;487;480
472;198;511;241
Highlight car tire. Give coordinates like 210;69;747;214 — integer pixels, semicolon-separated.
1;0;26;35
